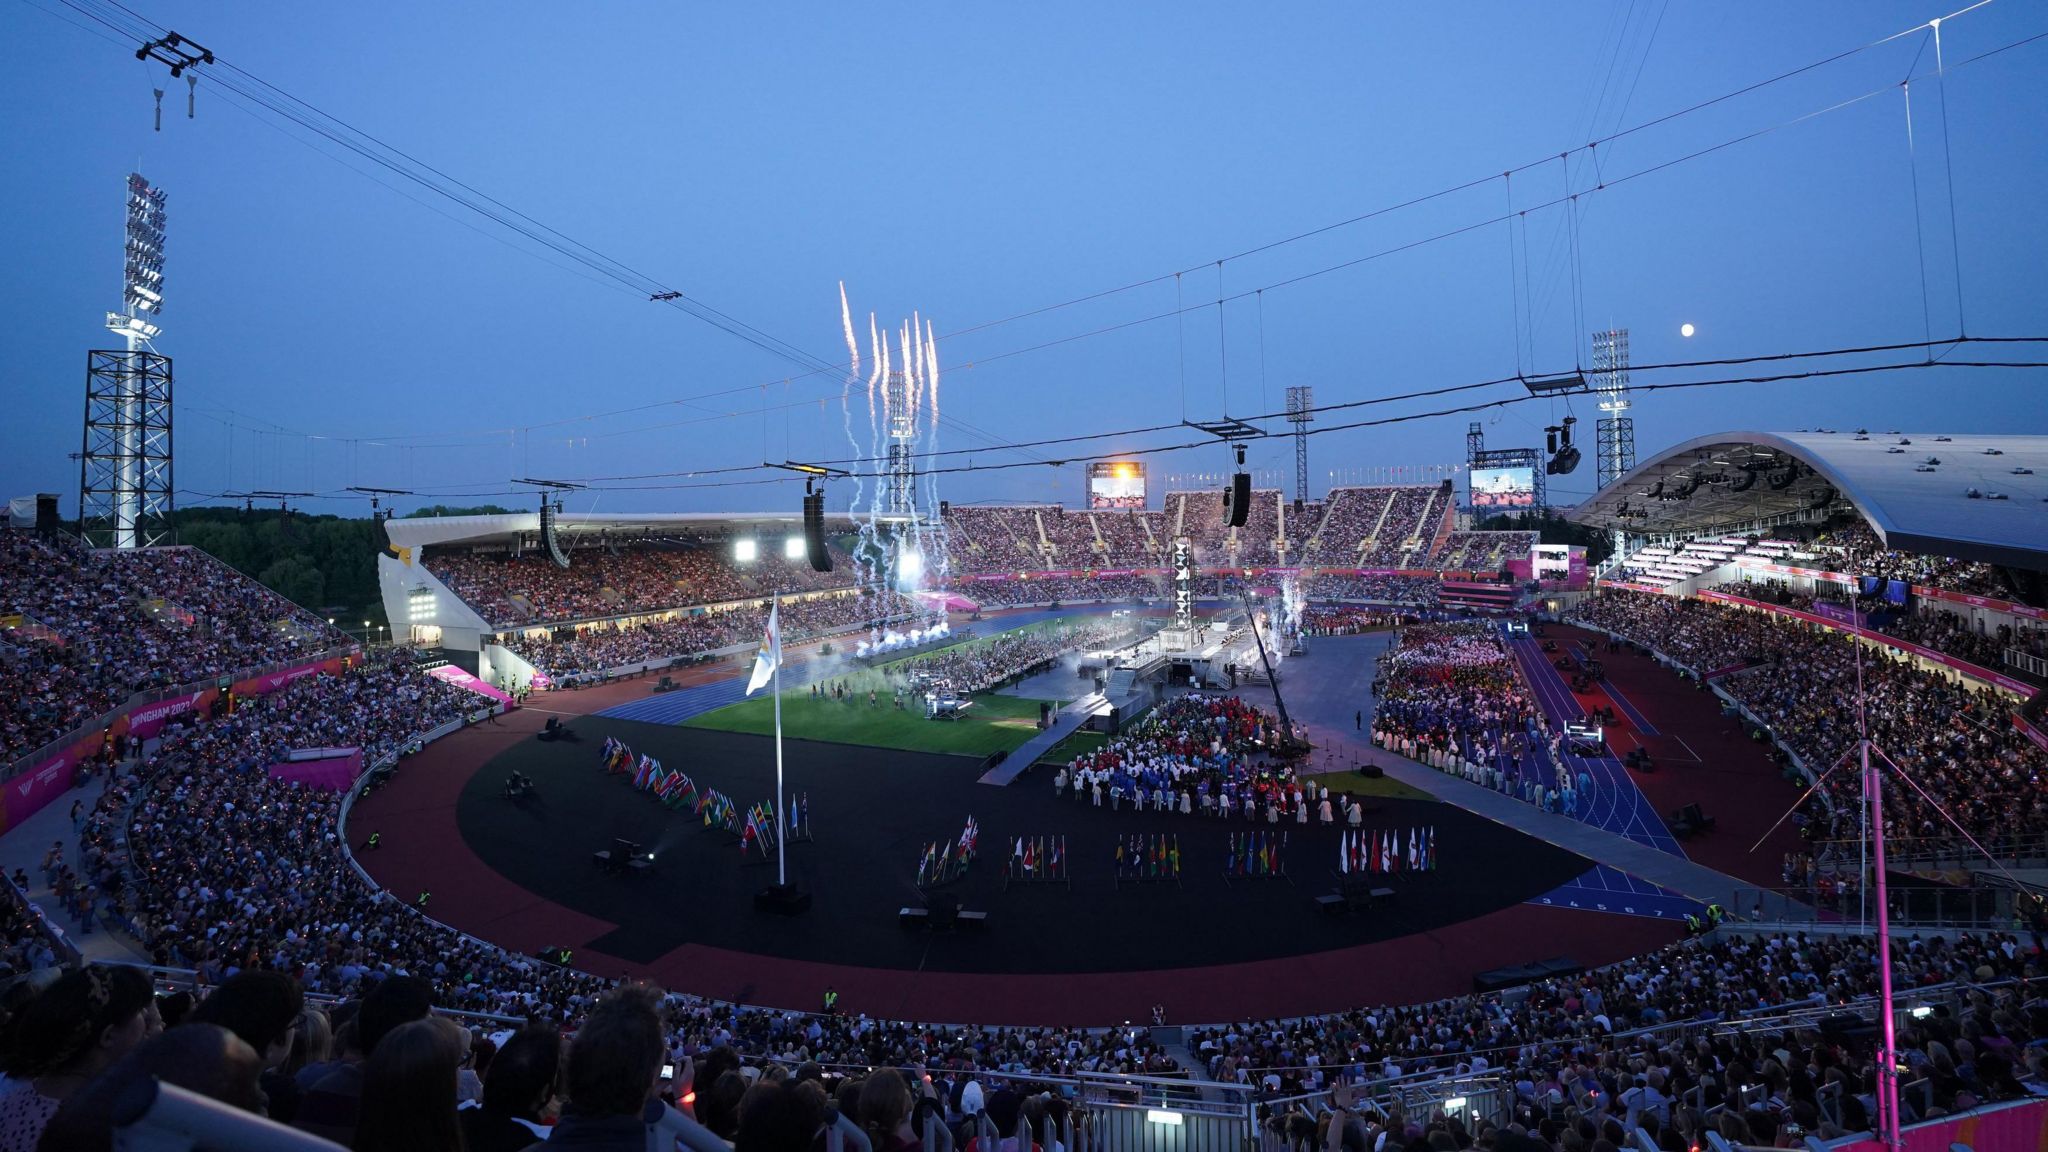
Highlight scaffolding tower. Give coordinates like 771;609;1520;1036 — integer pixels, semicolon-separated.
1284;386;1312;506
1593;328;1635;558
81;173;174;549
885;367;916;516
1592;328;1635;491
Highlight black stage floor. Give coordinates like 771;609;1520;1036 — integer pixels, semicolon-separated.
457;716;1593;975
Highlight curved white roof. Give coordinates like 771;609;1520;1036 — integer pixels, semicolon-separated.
1570;431;2048;571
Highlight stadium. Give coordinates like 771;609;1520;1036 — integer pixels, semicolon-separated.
4;5;2048;1152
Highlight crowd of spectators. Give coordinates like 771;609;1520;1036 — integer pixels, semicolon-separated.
940;506;1050;572
1303;573;1442;605
2;533;346;765
426;539;859;626
1216;928;2038;1149
1437;531;1538;572
1300;605;1415;636
961;575;1163;607
0;923;2032;1151
1805;522;2011;597
1361;487;1447;567
896;619;1136;696
503;591;927;678
1574;589;2048;848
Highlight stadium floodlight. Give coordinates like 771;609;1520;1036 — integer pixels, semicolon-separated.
783;536;805;560
104;312;161;341
734;538;758;563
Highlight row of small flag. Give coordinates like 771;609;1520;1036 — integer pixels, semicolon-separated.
1228;830;1287;877
1338;827;1437;874
1009;835;1065;879
1115;832;1181;879
914;815;979;886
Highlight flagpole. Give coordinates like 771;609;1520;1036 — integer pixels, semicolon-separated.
773;593;786;889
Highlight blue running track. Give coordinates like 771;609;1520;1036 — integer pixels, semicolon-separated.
1508;635;1700;921
1508;636;1682;855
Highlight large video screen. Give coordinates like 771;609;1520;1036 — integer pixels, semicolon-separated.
1470;466;1536;508
1088;461;1147;509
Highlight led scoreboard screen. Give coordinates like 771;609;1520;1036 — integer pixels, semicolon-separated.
1469;466;1536;508
1088;461;1146;510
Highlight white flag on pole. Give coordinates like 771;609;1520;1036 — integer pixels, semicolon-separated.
746;599;781;696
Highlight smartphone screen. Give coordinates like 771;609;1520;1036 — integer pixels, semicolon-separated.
661;1063;676;1080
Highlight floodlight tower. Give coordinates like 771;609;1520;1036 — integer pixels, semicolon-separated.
1592;328;1635;555
1285;386;1313;505
80;173;174;549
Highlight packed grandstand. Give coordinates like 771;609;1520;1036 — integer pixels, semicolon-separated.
1;426;2045;1150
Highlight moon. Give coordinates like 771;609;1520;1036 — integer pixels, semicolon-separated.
1680;323;1696;338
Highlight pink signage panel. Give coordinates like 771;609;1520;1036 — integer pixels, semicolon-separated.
264;748;364;792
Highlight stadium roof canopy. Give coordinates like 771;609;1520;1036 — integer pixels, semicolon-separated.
1569;431;2048;571
384;510;911;551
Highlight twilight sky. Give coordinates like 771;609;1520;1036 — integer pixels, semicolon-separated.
5;1;2045;517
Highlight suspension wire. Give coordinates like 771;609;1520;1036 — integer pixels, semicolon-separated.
1176;273;1187;422
1931;18;1971;336
1216;261;1229;416
1901;82;1937;360
1257;290;1269;417
1504;174;1523;378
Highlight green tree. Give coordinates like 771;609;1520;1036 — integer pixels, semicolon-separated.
406;504;514;518
258;554;326;608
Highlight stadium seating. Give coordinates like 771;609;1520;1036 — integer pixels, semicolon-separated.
2;535;348;764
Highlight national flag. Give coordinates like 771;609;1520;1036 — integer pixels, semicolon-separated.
633;758;654;790
1380;830;1392;873
740;814;758;851
1427;825;1437;871
1170;835;1180;877
1115;837;1125;873
745;599;782;696
1339;830;1350;875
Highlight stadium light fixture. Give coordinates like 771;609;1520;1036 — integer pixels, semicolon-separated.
783;536;805;560
104;312;161;341
734;538;758;563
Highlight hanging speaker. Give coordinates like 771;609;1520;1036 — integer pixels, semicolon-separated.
804;490;832;572
1227;473;1251;527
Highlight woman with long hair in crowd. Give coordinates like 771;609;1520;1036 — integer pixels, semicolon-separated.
0;964;156;1151
353;1015;471;1152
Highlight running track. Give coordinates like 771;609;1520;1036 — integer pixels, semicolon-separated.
1506;634;1697;920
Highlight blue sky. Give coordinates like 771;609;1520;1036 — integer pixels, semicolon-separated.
5;1;2044;515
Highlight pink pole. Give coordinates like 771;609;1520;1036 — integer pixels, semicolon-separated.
1865;735;1902;1148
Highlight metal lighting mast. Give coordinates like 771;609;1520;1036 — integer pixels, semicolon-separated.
885;367;915;516
81;173;174;549
1593;328;1635;555
1285;386;1313;506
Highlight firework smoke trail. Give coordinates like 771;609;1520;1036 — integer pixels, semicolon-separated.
922;318;949;587
863;313;885;587
837;282;866;526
